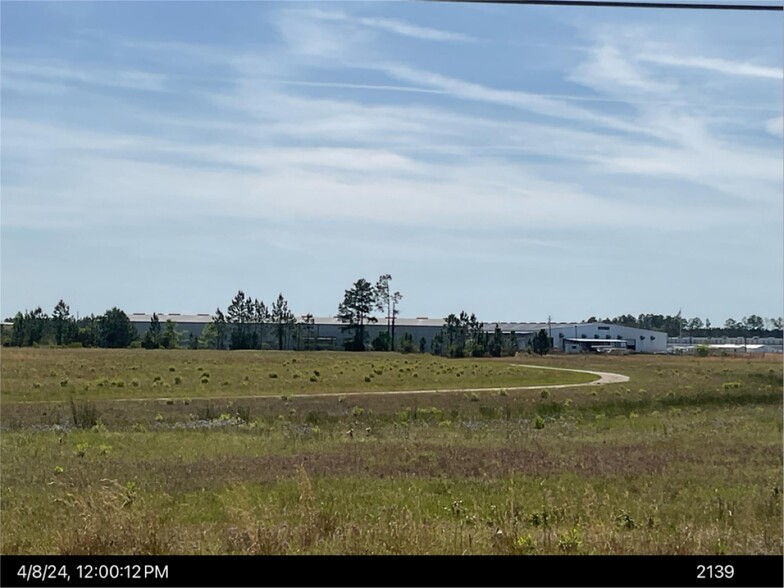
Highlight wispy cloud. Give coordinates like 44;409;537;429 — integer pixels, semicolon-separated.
570;45;676;95
2;60;167;91
376;62;650;136
765;116;784;137
639;54;783;80
298;8;475;42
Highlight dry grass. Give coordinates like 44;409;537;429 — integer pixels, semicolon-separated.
0;351;781;554
0;348;594;403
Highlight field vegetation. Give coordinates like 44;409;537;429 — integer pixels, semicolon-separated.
0;349;595;403
0;350;781;555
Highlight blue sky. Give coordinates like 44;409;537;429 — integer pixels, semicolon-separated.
2;1;782;324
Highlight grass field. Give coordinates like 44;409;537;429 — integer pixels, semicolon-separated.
0;349;595;402
0;349;781;555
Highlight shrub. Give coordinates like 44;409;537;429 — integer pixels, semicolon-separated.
130;378;140;387
514;534;536;553
69;397;99;429
236;405;252;423
540;389;550;399
168;366;176;372
269;373;278;379
60;378;69;387
174;376;183;385
197;404;219;421
534;415;545;430
558;528;582;552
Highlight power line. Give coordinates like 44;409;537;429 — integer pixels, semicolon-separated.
432;0;783;11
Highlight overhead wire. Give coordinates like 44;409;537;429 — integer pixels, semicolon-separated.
431;0;783;11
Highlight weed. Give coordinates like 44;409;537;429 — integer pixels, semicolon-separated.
196;404;219;421
269;373;279;379
557;528;583;552
69;397;99;429
60;378;69;387
514;534;537;553
75;442;88;458
616;512;636;530
541;389;550;399
236;405;252;423
534;416;545;430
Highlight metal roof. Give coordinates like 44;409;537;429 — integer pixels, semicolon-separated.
126;315;665;335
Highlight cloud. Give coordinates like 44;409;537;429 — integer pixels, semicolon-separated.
765;116;783;137
2;60;167;91
570;45;677;95
376;62;650;136
639;54;783;80
297;8;475;42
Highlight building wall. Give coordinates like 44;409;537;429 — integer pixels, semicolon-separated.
550;324;667;353
129;315;668;353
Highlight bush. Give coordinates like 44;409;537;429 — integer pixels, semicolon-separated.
197;404;219;421
236;405;251;423
69;397;99;429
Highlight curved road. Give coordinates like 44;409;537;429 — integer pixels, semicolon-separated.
6;364;630;404
290;363;630;400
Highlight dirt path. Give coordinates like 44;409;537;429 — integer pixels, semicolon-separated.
282;364;630;400
5;364;629;404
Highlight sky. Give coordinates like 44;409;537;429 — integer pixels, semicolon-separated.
1;0;782;325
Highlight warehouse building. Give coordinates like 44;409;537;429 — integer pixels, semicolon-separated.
129;314;667;353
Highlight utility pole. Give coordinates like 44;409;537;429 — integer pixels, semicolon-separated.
548;315;552;346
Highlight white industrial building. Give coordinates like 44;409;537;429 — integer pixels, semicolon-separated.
129;313;667;353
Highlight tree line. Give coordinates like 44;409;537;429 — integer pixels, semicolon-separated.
5;292;780;352
586;314;783;338
4;303;138;349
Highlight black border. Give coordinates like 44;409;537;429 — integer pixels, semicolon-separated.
2;555;783;587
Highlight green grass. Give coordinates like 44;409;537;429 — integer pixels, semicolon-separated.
0;350;781;555
0;349;595;402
